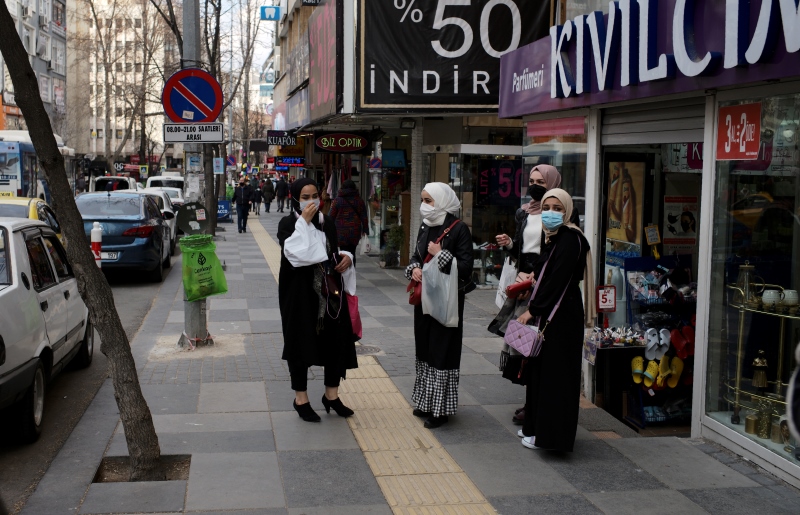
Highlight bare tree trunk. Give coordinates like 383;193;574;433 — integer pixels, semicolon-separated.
0;3;164;482
203;142;217;235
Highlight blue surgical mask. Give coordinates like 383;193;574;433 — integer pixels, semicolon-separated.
541;210;565;231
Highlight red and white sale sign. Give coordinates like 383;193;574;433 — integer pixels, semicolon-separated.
717;103;761;160
597;286;616;313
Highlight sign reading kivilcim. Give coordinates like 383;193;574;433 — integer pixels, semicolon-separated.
313;131;371;154
359;0;548;110
499;0;800;118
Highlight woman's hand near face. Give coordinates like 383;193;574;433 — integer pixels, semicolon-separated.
301;201;317;223
428;241;442;255
496;234;511;247
412;267;422;282
334;253;352;273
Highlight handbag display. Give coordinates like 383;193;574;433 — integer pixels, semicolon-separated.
407;219;461;305
506;280;533;299
503;239;581;358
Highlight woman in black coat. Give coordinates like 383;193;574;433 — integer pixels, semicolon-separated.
515;188;595;451
404;182;474;429
278;178;358;422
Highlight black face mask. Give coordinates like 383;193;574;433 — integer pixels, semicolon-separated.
527;184;547;201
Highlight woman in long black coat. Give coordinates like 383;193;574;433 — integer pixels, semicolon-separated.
278;178;358;422
515;188;595;451
404;182;474;429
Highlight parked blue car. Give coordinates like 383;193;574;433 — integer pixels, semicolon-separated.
76;192;172;282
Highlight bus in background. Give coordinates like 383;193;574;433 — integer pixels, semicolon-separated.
0;130;76;201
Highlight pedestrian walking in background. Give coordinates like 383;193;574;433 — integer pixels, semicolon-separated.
275;176;289;213
263;178;275;213
514;188;595;451
278;178;358;422
488;164;565;426
233;177;253;233
328;180;369;267
404;183;474;429
252;185;262;215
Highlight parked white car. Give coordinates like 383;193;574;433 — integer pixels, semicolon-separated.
89;176;139;192
145;186;184;210
142;188;177;255
0;218;92;442
146;176;184;191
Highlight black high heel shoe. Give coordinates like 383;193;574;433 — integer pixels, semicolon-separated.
321;395;354;417
293;400;321;422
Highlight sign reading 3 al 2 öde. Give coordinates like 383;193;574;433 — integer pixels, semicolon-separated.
499;0;800;119
359;0;549;109
313;132;371;154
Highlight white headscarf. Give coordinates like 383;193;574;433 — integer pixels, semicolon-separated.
422;182;461;227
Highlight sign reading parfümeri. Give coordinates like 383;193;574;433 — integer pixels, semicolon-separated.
163;123;224;143
313;131;371;154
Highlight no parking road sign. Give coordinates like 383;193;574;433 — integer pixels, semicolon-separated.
162;68;223;123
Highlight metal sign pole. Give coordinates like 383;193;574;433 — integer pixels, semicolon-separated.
178;0;211;348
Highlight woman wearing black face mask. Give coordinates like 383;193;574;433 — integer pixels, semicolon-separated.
489;164;563;426
278;178;358;422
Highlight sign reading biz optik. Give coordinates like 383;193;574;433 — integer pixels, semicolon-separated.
499;0;800;118
360;0;549;110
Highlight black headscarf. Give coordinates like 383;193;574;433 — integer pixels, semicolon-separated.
290;177;323;231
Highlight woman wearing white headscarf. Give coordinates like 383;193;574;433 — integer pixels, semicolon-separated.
403;183;475;428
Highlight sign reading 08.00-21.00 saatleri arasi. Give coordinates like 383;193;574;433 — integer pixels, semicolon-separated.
359;0;549;110
163;123;224;143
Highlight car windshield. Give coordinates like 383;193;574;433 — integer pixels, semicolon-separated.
96;178;131;191
147;195;165;209
0;228;9;285
76;196;141;217
150;179;183;189
163;190;181;199
0;204;28;218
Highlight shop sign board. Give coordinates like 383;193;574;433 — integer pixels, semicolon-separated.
303;0;321;5
275;157;305;171
716;103;762;160
286;87;310;130
162;68;223;123
499;1;800;118
217;200;232;222
163;123;224;143
309;0;341;122
313;131;371;154
267;130;296;146
359;0;549;110
213;157;224;175
260;6;280;21
474;158;524;208
277;137;305;157
289;30;310;93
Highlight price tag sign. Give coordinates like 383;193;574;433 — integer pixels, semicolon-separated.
716;103;761;160
597;285;616;313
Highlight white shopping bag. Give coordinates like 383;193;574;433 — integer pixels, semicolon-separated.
358;235;372;255
421;254;459;327
495;257;517;309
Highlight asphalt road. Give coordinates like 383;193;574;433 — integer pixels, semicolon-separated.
0;254;178;514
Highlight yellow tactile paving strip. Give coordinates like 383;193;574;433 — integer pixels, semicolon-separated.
252;222;495;513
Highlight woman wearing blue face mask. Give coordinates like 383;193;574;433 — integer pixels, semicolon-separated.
404;183;475;428
278;177;358;422
514;188;596;452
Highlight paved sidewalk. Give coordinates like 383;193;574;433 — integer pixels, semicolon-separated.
19;212;800;514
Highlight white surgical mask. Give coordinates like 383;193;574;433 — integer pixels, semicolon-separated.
420;203;435;219
299;199;320;211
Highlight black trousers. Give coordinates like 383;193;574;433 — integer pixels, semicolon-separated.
288;361;341;391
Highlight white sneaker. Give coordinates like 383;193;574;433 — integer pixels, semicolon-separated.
521;436;540;449
517;429;524;438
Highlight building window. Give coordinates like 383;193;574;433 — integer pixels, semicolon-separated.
134;62;142;73
125;41;132;53
115;107;122;117
36;32;50;60
125;18;132;29
124;107;131;117
39;0;50;24
21;25;34;55
51;39;65;75
134;18;141;28
97;129;103;138
105;18;112;28
52;0;64;28
52;77;64;112
115;62;122;72
90;108;94;117
39;74;51;103
125;62;132;72
135;129;141;140
116;129;123;139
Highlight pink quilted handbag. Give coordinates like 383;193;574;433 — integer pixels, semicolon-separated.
504;320;545;358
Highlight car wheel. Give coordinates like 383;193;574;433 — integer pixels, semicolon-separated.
73;319;93;368
170;234;176;256
163;241;172;269
151;249;164;282
19;360;45;443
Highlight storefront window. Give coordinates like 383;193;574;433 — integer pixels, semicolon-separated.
707;93;800;466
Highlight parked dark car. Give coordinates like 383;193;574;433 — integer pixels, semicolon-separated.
76;192;172;282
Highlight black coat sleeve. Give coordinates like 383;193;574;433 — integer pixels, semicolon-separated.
509;209;526;253
528;231;585;317
439;222;473;282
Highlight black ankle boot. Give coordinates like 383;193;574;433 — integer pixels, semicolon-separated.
293;400;321;422
424;415;449;429
321;395;354;417
413;409;432;418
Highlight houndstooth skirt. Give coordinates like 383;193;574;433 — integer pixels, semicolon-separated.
411;360;459;417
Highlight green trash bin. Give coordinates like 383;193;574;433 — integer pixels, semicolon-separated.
179;234;228;302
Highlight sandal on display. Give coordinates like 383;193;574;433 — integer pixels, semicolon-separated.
643;360;659;388
657;354;672;388
657;328;671;359
668;357;685;388
645;328;659;360
632;356;644;384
